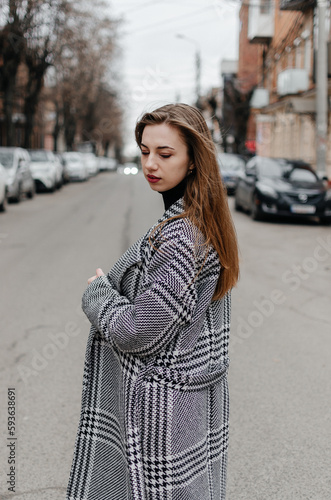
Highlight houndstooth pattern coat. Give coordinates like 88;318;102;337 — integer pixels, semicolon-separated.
66;198;231;500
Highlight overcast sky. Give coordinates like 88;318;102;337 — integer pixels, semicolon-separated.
109;0;240;155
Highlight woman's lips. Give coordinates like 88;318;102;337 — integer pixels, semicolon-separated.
147;174;161;184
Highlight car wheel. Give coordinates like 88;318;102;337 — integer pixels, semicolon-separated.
234;195;242;212
12;184;22;203
27;183;35;199
0;191;8;212
251;194;263;221
319;216;331;225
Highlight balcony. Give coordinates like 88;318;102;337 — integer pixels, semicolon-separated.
277;69;309;96
280;0;315;10
250;88;270;108
248;0;274;44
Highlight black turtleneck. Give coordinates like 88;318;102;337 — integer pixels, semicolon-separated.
159;176;188;211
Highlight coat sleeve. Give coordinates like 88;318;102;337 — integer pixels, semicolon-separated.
81;220;201;357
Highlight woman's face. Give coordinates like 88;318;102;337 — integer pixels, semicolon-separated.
140;123;192;192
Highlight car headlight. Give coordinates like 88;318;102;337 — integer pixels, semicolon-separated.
124;167;131;175
256;183;279;199
325;189;331;201
130;167;138;175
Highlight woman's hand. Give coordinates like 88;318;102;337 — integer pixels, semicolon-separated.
87;268;105;285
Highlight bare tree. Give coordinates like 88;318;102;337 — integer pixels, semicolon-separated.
53;0;121;151
22;0;68;148
222;76;255;154
1;0;122;151
0;0;25;145
0;0;67;147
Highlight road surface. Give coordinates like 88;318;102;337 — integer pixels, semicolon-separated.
0;171;330;499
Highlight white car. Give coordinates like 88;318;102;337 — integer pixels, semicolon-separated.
82;153;99;176
62;152;89;181
99;157;117;172
29;149;58;192
0;163;8;212
53;154;64;188
0;147;35;202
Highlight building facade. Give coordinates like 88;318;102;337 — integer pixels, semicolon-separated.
237;1;261;151
244;0;331;176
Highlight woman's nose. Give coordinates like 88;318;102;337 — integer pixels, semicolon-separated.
145;154;157;169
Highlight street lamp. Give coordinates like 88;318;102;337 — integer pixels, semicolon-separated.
176;34;201;107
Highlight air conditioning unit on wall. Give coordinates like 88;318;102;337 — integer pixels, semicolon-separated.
250;88;270;108
277;69;309;96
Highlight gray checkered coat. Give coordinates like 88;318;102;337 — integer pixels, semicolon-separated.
66;198;231;500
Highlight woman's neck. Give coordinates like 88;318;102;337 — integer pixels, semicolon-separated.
160;177;187;211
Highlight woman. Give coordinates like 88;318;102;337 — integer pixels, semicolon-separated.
66;103;239;500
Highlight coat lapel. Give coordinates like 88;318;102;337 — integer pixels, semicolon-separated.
158;197;185;224
107;236;144;291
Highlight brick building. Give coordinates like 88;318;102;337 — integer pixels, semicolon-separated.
237;2;261;151
245;0;331;176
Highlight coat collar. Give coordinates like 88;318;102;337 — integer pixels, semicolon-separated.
157;196;185;225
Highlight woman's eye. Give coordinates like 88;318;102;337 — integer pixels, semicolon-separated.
161;155;171;159
141;151;149;155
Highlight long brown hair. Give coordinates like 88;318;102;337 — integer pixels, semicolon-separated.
135;103;239;300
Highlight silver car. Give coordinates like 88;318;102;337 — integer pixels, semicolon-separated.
0;147;35;202
62;152;89;181
0;163;8;212
81;153;99;177
29;149;59;192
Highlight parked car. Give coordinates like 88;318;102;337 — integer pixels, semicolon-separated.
82;153;99;176
0;147;35;202
218;153;246;194
53;154;64;188
29;149;58;192
234;156;331;224
99;157;117;172
55;153;69;183
0;163;8;212
62;152;89;181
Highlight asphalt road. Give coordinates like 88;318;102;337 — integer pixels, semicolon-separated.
0;171;330;499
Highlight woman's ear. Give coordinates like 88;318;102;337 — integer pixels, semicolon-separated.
187;164;195;175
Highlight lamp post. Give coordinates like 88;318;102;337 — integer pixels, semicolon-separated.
176;34;201;107
315;0;328;179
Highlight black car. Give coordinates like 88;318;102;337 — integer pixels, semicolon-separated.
234;156;331;224
218;153;246;195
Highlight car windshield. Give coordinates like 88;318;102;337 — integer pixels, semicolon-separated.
29;150;49;162
0;152;14;168
218;155;245;171
285;168;318;183
257;158;287;178
64;154;81;163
